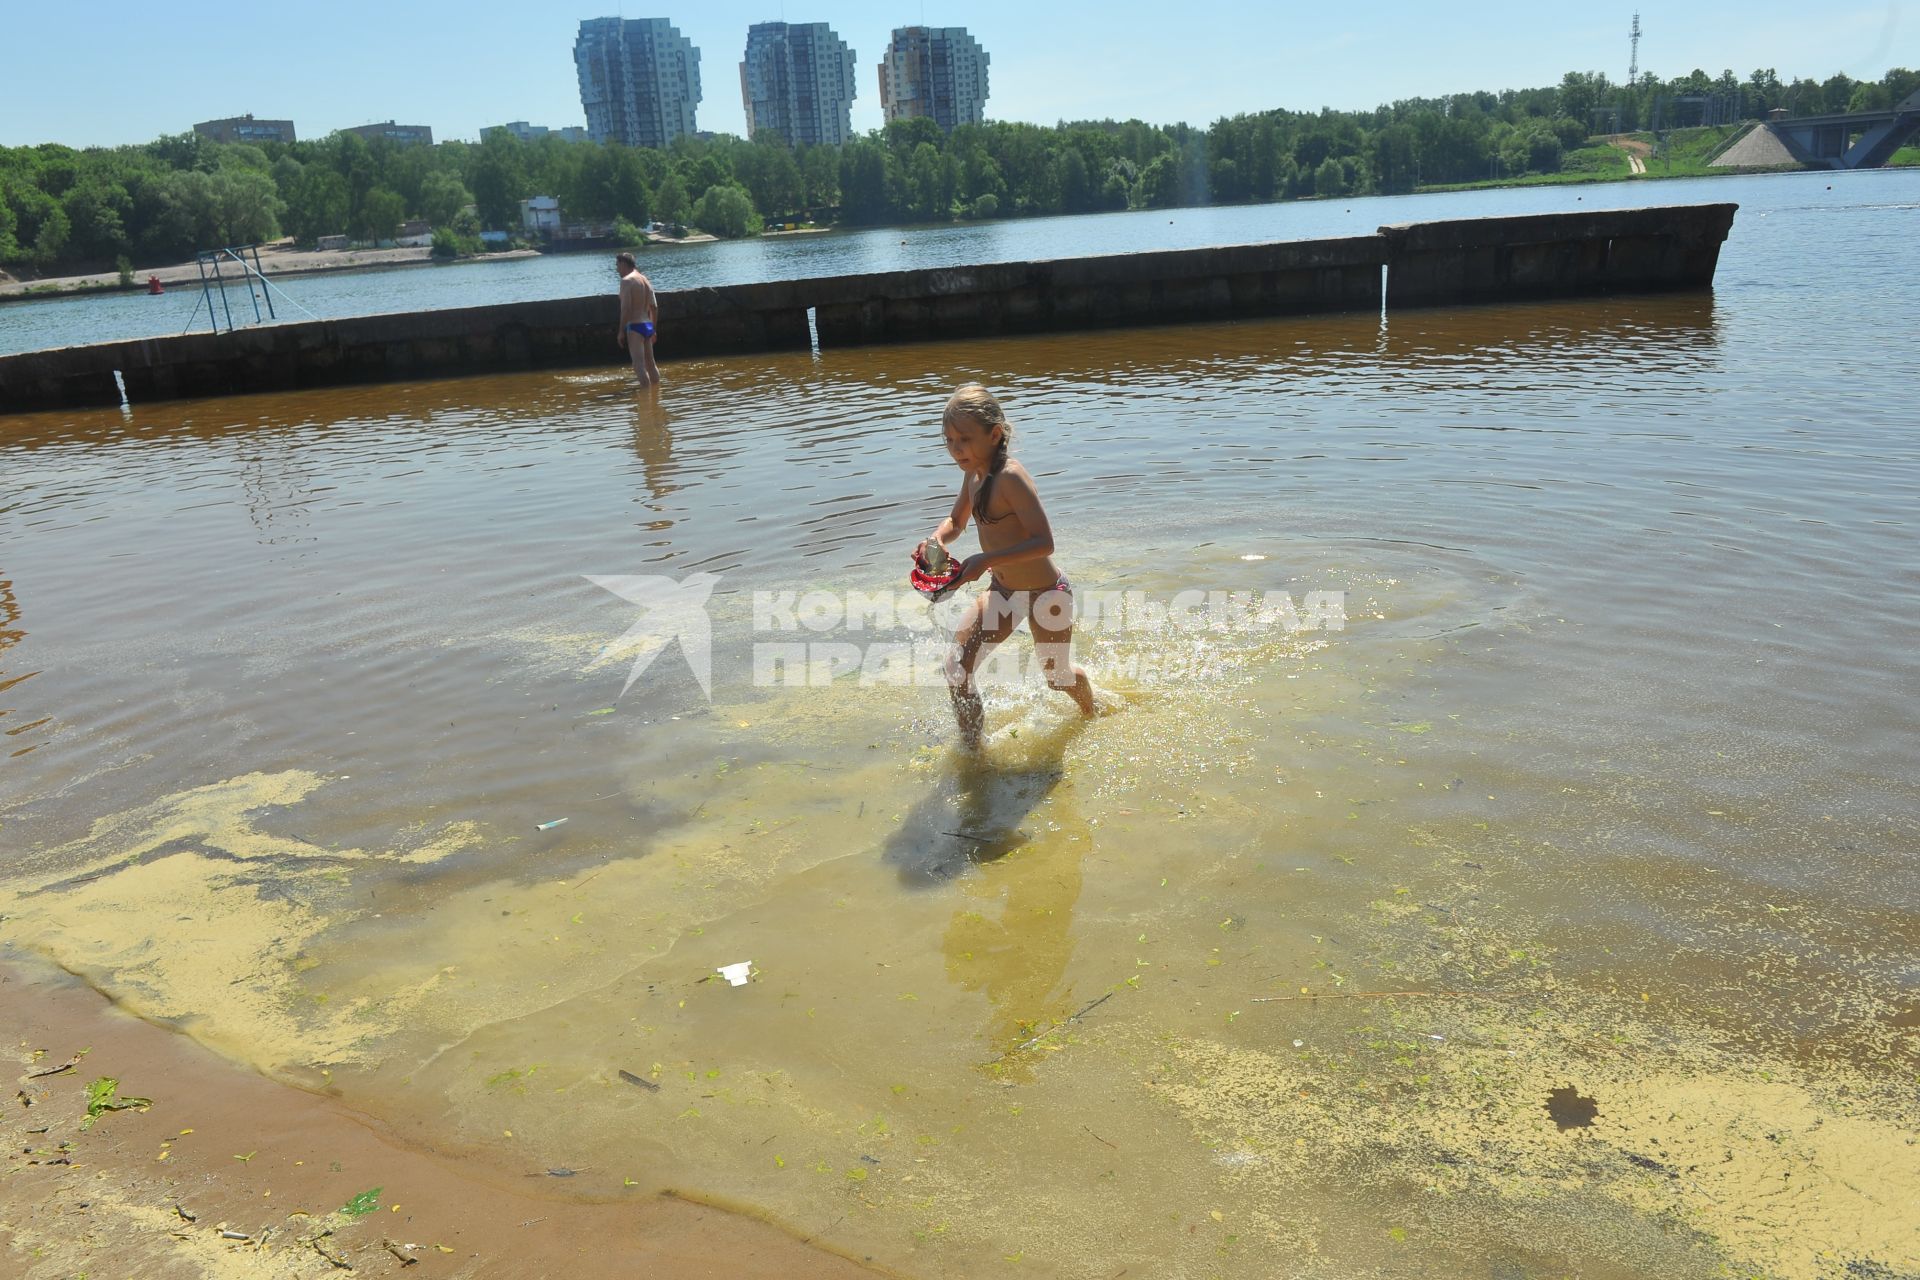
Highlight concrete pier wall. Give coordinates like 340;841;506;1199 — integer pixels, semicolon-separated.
1378;204;1738;308
0;204;1735;413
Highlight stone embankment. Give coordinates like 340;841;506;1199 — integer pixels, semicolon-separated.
0;204;1737;413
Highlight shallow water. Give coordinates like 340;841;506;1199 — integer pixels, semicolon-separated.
2;168;1918;1278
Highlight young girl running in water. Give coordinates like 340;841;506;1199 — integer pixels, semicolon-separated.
914;384;1097;749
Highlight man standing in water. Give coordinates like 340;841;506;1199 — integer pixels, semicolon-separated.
615;252;661;386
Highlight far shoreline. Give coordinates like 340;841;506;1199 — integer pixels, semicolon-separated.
2;161;1907;310
0;227;747;306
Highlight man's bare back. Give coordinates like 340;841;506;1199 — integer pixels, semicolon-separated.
614;253;661;386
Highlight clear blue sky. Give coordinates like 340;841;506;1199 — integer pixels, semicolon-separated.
4;1;1907;148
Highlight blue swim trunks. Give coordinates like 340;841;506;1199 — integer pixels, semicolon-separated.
627;321;656;338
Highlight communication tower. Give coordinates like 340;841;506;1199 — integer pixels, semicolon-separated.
1628;12;1642;87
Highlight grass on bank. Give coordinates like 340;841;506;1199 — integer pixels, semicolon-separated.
1419;124;1800;193
1419;141;1636;192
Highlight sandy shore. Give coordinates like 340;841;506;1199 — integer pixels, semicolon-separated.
0;244;539;301
1;958;887;1280
0;231;733;302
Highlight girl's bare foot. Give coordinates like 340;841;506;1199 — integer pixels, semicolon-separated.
1053;665;1096;716
951;685;986;751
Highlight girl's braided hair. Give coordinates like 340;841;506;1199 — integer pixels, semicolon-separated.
945;384;1012;522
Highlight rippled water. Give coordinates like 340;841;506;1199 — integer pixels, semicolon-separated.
2;169;1917;1279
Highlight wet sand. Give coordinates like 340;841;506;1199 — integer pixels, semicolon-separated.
1;958;887;1280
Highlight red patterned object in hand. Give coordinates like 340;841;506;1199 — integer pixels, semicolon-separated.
911;548;961;599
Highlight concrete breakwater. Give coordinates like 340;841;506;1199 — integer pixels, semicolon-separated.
0;203;1735;412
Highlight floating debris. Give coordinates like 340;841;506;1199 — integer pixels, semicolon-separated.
28;1051;85;1079
617;1069;660;1092
535;818;569;832
717;961;752;987
1007;991;1114;1056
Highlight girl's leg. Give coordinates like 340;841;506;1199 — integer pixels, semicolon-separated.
1029;586;1096;716
945;590;1017;750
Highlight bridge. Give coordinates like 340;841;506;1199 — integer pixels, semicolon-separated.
1768;90;1920;169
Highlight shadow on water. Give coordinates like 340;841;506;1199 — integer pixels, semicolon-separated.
866;712;1099;1068
881;714;1088;885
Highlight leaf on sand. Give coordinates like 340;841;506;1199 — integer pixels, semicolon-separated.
81;1077;152;1128
341;1187;383;1217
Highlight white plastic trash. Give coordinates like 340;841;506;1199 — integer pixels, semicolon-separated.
717;961;752;987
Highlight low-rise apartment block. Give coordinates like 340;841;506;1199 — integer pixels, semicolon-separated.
194;114;297;145
342;120;435;147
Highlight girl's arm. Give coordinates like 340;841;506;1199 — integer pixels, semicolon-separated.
916;481;971;559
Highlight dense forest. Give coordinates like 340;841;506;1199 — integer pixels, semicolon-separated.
2;64;1913;277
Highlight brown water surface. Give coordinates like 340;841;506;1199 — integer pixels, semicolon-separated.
3;174;1917;1278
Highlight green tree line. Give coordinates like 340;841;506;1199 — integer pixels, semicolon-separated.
3;64;1912;276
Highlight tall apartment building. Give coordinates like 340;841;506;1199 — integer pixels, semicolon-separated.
194;114;297;145
575;17;702;149
878;26;990;131
739;21;858;147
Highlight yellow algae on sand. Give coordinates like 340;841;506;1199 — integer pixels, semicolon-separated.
0;771;487;1072
2;851;363;1067
1147;1002;1920;1280
13;770;340;883
8;769;482;883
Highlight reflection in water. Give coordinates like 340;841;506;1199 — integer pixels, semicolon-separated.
0;577;20;652
626;385;679;506
0;575;42;759
239;432;319;547
1375;292;1720;367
